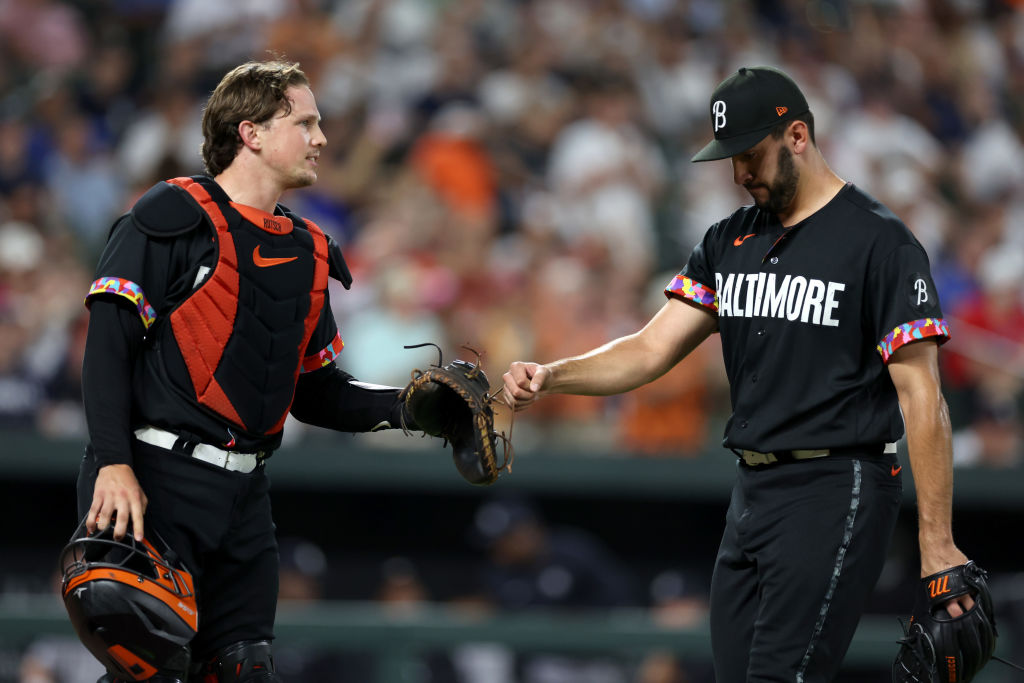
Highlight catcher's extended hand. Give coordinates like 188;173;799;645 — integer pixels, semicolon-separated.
893;562;997;683
400;345;512;486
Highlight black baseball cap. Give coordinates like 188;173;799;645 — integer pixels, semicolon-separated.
691;66;810;162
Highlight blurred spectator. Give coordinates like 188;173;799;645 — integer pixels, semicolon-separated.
635;568;715;683
956;76;1024;205
546;70;667;297
71;40;140;147
276;539;460;683
472;495;637;609
946;243;1024;468
336;256;451;389
830;80;944;204
36;309;89;439
0;0;88;73
18;636;105;683
952;397;1023;469
616;273;727;456
17;571;105;683
518;254;617;446
43;113;125;253
0;118;46;195
946;244;1024;409
0;315;42;429
160;0;292;84
469;494;637;683
273;537;358;682
409;101;501;269
115;81;205;189
0;221;47;429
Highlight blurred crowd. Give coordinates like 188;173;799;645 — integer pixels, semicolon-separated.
1;0;1023;466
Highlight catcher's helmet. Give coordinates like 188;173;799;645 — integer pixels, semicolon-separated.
59;518;198;681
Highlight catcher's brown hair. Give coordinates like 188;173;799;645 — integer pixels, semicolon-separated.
201;60;310;176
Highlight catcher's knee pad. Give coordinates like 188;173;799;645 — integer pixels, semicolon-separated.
197;640;281;682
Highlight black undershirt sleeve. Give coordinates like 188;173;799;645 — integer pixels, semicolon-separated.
290;365;411;433
82;298;147;468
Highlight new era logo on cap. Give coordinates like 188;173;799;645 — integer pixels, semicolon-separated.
692;66;810;162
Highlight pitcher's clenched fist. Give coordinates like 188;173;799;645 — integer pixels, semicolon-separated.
502;362;552;410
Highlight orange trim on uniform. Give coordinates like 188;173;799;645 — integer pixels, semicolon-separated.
230;201;294;235
107;644;159;680
166;177;246;429
268;217;330;434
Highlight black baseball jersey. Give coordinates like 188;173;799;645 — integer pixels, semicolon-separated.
666;183;948;452
85;177;344;452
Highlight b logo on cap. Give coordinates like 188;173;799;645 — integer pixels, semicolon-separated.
712;100;727;132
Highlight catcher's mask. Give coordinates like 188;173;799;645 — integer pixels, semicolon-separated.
59;518;198;681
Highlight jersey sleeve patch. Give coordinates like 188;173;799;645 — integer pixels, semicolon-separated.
86;277;157;329
876;318;949;363
301;332;345;373
664;274;718;313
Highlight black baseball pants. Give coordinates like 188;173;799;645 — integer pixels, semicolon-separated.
77;439;279;660
709;452;903;682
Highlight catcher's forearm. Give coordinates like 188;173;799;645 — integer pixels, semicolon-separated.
290;365;406;432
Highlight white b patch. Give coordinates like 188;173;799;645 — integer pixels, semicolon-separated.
906;272;937;312
914;278;928;306
712;100;728;132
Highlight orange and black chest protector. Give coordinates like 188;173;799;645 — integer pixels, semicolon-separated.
152;176;329;437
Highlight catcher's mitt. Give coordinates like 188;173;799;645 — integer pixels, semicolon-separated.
400;345;512;486
893;562;997;683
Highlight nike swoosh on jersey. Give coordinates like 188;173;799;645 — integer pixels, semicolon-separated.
733;233;756;246
252;245;298;267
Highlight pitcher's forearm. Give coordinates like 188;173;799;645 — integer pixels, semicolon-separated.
543;334;674;396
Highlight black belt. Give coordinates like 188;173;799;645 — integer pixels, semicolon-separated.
737;442;897;466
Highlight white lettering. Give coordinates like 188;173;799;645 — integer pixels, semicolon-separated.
720;273;734;317
786;277;807;320
744;274;759;318
716;271;846;326
824;282;844;327
752;273;767;318
762;274;790;318
733;273;745;317
801;279;826;324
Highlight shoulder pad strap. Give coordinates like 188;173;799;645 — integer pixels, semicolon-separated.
131;179;206;237
325;234;353;290
280;206;353;290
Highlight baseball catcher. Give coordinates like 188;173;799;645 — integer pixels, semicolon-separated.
400;344;512;485
893;561;1008;682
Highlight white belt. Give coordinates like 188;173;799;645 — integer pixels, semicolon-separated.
134;426;264;473
740;442;897;466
